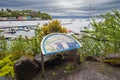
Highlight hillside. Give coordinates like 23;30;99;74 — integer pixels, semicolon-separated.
0;8;52;20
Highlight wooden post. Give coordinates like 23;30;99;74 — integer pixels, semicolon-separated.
77;52;80;64
73;49;78;68
41;52;45;77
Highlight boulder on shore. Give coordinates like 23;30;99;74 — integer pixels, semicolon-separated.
14;56;40;80
104;53;120;67
105;53;120;59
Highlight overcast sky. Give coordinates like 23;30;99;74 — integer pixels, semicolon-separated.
0;0;120;16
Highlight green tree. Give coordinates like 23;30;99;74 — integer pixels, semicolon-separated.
1;8;4;12
6;8;12;12
41;13;52;20
0;8;52;19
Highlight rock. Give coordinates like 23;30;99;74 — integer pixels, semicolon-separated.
85;56;100;62
34;54;63;68
45;54;63;68
34;54;52;66
105;53;120;59
0;77;7;80
14;56;40;80
34;54;41;67
104;53;120;67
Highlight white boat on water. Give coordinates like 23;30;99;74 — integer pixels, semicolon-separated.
2;33;16;40
4;28;16;34
23;27;30;32
71;19;76;22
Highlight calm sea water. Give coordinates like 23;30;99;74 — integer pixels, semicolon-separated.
0;18;94;38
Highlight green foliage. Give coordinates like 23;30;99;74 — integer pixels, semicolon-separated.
79;37;105;57
64;63;73;74
0;8;52;19
41;13;52;20
9;35;40;56
0;30;2;33
0;54;15;78
48;20;67;33
79;10;120;58
0;35;41;78
0;36;8;59
52;72;57;76
104;59;120;65
35;20;67;41
0;36;7;52
91;10;120;52
10;36;29;55
27;37;40;55
79;10;120;57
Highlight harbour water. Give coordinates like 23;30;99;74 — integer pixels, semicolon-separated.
0;18;101;39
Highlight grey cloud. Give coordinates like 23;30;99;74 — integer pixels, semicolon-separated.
0;0;119;16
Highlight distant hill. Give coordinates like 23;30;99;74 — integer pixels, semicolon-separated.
0;8;52;20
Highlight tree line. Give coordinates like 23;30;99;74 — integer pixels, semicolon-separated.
0;8;52;20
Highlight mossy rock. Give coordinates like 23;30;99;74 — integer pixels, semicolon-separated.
105;53;120;59
104;59;120;67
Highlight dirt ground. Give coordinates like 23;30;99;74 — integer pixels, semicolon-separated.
33;58;75;80
33;57;120;80
1;52;120;80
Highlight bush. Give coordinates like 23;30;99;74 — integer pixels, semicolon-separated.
79;37;105;57
79;10;120;58
91;10;120;52
0;36;8;59
35;20;67;41
0;54;15;78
